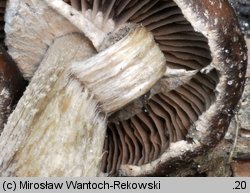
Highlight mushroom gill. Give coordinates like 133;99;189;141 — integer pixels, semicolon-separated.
63;0;218;176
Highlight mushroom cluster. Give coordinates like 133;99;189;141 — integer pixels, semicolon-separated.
0;0;247;176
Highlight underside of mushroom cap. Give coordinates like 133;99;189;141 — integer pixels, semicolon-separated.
56;0;246;176
4;0;247;176
63;0;246;176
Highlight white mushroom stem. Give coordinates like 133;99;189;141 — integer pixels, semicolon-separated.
71;26;166;113
0;26;166;176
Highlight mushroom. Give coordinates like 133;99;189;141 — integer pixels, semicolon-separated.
0;0;247;177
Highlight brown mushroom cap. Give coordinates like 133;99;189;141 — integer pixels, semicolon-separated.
0;46;26;133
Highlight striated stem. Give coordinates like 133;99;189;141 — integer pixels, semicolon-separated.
71;26;166;113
